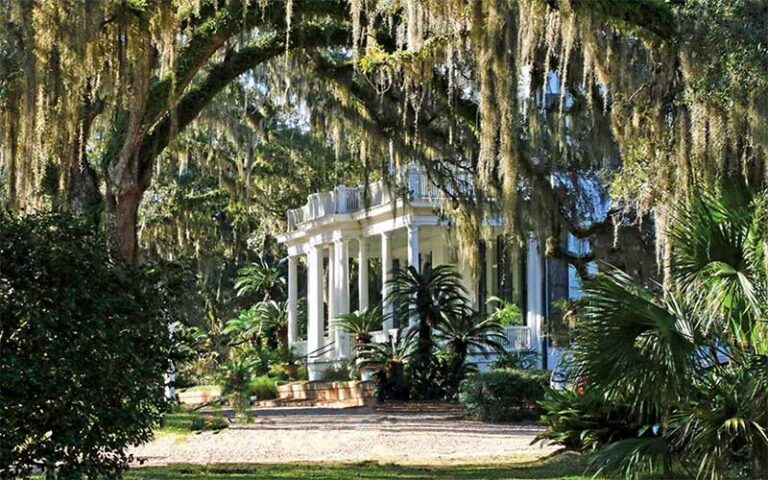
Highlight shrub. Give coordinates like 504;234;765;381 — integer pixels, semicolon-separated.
0;213;189;478
486;296;523;326
535;388;643;452
492;349;539;370
459;369;548;422
219;357;258;413
248;375;278;400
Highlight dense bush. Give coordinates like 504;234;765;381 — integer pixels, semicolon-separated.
459;369;548;422
0;213;190;478
535;388;644;452
248;375;278;400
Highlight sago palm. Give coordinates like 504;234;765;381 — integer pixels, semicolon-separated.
235;258;286;301
357;329;416;400
336;307;384;350
387;263;469;365
253;300;289;348
434;312;506;367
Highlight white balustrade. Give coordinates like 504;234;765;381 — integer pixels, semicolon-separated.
285;164;476;231
502;326;531;351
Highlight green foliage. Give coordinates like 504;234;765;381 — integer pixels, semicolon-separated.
556;179;768;479
459;369;548;422
669;179;768;350
486;296;523;326
435;312;505;364
0;213;185;478
666;359;768;479
434;312;505;397
336;307;384;349
573;269;697;418
235;258;285;302
247;375;278;400
387;264;469;399
493;349;539;370
358;329;416;401
536;389;645;453
224;300;291;350
218;357;258;413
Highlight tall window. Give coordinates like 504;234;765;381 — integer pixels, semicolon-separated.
495;236;526;321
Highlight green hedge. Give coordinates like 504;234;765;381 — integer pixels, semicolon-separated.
459;369;549;422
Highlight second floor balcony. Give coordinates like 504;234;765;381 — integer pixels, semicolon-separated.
286;166;473;232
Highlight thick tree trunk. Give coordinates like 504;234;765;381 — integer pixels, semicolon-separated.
66;159;102;224
106;185;143;264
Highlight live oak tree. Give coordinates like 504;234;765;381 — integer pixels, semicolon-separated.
1;0;766;278
1;0;351;263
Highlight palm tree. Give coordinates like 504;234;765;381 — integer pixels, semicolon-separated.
223;306;264;347
669;180;768;351
573;269;699;417
253;300;289;348
336;307;384;350
387;263;469;370
358;329;416;400
567;178;768;479
235;257;286;301
224;300;292;348
434;312;506;367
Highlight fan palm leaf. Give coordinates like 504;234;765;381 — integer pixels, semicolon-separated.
573;269;698;418
669;181;768;350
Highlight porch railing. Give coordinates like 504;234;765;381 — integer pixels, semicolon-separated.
501;326;531;351
286;165;475;231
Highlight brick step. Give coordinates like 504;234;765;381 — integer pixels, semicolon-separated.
252;397;374;408
277;380;376;403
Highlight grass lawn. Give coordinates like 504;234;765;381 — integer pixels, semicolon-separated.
126;454;595;480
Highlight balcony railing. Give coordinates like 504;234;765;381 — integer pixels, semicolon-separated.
286;165;473;232
501;326;531;351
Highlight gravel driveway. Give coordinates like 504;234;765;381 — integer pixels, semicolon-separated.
130;406;557;466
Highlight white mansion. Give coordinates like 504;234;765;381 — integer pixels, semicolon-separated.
277;166;585;380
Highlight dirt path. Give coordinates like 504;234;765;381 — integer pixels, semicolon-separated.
130;406;557;466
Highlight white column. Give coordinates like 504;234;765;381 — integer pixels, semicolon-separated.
381;231;394;329
358;238;369;311
407;224;420;271
327;245;336;329
334;238;351;358
307;245;324;357
407;224;420;327
526;237;544;367
287;255;299;346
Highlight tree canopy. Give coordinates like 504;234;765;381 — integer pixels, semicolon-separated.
0;0;766;276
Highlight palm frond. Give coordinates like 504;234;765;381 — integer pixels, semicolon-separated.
573;269;698;418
